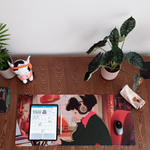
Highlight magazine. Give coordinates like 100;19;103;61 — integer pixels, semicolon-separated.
15;94;135;146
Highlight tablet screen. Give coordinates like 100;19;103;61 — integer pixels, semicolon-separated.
28;105;58;141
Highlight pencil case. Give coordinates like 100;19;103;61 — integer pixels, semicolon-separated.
120;84;146;109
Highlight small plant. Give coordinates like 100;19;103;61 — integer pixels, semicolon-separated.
0;48;10;70
0;23;10;70
84;17;146;91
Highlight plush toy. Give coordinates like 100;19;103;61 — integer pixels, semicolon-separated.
8;55;33;84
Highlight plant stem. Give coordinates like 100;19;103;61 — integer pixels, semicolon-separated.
112;61;116;69
99;47;107;52
121;37;125;50
107;40;112;48
101;65;114;70
118;68;133;78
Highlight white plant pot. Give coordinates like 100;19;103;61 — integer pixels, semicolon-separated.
0;58;16;79
100;65;121;80
0;67;15;79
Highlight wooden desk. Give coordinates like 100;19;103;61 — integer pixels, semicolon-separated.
0;56;150;150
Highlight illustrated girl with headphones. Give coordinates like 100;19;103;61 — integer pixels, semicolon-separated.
53;94;112;146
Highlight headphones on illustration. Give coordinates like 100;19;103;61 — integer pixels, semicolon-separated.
75;96;88;114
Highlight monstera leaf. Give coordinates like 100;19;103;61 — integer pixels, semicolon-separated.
112;46;123;64
86;36;109;55
120;17;136;37
132;74;143;91
109;28;119;47
124;52;146;70
102;50;113;66
84;52;103;81
102;46;123;66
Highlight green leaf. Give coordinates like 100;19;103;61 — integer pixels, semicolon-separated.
123;53;127;59
124;52;146;70
0;38;10;41
103;36;109;41
86;47;99;55
0;24;10;48
86;38;108;55
0;59;5;63
0;34;10;38
109;28;119;47
0;23;3;29
102;50;113;65
112;46;123;64
0;42;8;45
0;43;9;48
0;24;6;31
84;52;103;81
88;52;103;73
0;48;10;70
0;65;3;70
84;72;92;81
132;74;143;91
120;17;136;37
0;29;9;35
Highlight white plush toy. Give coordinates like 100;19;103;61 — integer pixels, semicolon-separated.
8;55;33;84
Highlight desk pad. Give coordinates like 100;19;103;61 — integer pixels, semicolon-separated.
15;94;135;146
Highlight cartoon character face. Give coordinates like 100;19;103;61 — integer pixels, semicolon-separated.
71;109;84;120
17;72;31;80
14;65;31;80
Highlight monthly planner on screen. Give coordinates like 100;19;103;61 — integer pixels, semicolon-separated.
28;105;58;141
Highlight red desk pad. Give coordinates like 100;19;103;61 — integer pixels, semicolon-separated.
15;94;135;146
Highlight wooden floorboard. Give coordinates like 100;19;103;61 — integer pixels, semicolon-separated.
0;56;150;150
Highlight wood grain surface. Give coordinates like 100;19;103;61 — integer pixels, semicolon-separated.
0;56;150;150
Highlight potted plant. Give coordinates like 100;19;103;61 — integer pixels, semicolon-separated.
0;23;15;79
84;17;146;91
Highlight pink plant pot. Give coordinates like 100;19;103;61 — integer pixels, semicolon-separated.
100;66;121;80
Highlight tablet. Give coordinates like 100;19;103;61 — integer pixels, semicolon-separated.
28;104;58;141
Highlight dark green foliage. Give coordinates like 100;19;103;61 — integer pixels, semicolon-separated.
124;52;146;70
120;17;136;37
84;16;146;90
109;28;119;47
0;48;10;70
0;23;10;70
86;37;108;55
84;52;103;81
112;46;123;64
133;74;143;91
102;50;113;66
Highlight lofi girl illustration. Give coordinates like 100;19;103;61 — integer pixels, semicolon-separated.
8;55;33;84
53;94;112;146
